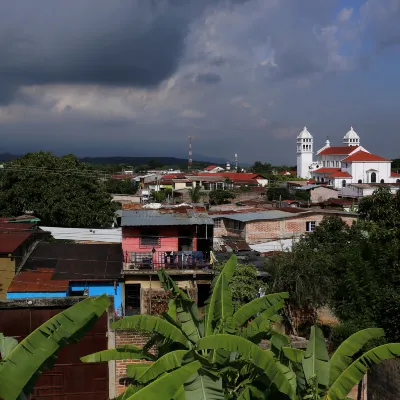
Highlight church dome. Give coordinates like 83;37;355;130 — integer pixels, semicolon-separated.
297;127;313;139
343;126;359;140
343;126;360;146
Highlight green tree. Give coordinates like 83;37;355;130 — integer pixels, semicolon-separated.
251;161;273;176
214;263;265;312
0;295;109;400
83;255;292;400
104;178;138;194
188;185;206;203
0;152;118;228
209;189;235;205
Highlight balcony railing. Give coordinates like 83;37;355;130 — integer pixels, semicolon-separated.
123;250;212;271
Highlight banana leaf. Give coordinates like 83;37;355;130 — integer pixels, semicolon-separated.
329;328;385;385
205;255;237;337
134;350;190;384
233;293;289;327
0;294;110;400
0;333;18;358
125;364;152;380
328;343;400;400
184;368;225;400
198;334;296;400
282;347;304;364
81;344;155;362
115;384;144;400
111;315;189;347
127;361;201;400
302;326;330;388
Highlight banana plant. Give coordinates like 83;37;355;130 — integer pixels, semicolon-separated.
83;255;290;399
280;326;400;400
0;294;110;400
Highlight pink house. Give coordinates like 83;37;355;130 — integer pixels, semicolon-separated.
121;210;214;270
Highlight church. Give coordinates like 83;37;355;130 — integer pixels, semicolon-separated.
296;127;400;189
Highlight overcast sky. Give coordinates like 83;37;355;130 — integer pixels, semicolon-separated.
1;0;400;164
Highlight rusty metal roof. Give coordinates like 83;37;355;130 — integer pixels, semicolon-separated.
0;233;33;253
8;269;69;293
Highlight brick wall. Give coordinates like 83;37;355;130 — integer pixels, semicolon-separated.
368;359;400;400
115;330;152;395
245;214;356;244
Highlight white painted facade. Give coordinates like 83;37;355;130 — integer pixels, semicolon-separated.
296;127;399;189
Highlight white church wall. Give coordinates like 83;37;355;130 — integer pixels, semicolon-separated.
350;162;392;183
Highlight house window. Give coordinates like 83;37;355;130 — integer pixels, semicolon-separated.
397;179;400;184
140;228;160;247
70;289;85;296
125;284;141;316
371;172;377;183
306;221;316;232
380;179;385;183
342;180;346;188
233;221;244;231
185;182;193;187
214;218;222;228
358;179;362;183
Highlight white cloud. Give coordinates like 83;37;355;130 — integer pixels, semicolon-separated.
338;8;353;23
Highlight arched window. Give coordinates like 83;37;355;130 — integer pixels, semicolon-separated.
397;179;400;184
321;177;325;183
342;180;346;188
380;179;385;183
371;172;377;183
358;179;362;183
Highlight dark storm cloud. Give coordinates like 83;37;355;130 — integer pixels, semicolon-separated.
0;0;240;102
195;72;222;84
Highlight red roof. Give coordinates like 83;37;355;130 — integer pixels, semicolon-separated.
313;168;352;178
0;233;33;253
318;146;359;155
313;168;341;174
7;268;69;293
391;172;400;177
204;165;217;171
342;150;390;162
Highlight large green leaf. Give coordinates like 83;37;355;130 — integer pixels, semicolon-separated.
135;350;189;383
0;294;110;400
233;293;289;327
205;255;237;337
302;326;330;388
198;334;296;400
0;333;18;359
329;328;385;385
282;347;304;364
127;361;202;400
184;369;224;400
111;315;189;347
115;384;144;400
328;343;400;400
81;344;155;362
125;364;152;381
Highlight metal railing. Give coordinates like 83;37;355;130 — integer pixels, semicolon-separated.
124;250;211;270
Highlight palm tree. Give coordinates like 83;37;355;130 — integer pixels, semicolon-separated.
83;255;292;400
188;185;205;203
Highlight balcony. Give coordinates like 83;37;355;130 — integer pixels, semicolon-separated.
123;250;212;274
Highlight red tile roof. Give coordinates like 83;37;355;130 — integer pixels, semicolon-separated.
7;268;69;293
391;172;400;177
313;168;341;174
204;165;218;171
318;146;359;155
329;171;352;178
197;173;262;181
0;233;33;253
342;150;390;162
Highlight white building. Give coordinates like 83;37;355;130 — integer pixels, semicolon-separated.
296;127;400;189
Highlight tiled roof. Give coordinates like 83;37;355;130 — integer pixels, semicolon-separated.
342;150;390;162
8;268;69;293
196;173;262;181
391;172;400;177
318;146;359;155
329;171;352;178
0;233;33;253
313;168;341;174
204;165;217;171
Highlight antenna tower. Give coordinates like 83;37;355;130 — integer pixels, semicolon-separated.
188;136;193;169
235;153;238;170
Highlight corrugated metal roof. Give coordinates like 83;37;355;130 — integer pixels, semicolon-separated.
0;233;33;253
8;269;69;293
210;210;296;222
40;227;122;243
122;210;214;226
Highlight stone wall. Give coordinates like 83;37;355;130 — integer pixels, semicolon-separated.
368;359;400;400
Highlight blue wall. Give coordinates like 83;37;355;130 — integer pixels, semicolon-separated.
69;281;123;316
7;292;67;299
7;281;123;316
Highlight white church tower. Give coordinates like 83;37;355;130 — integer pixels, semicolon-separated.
296;127;313;179
343;126;360;146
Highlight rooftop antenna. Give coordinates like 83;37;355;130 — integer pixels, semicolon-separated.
188;136;193;169
234;153;238;170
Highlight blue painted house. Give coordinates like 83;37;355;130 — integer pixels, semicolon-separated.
7;242;123;315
